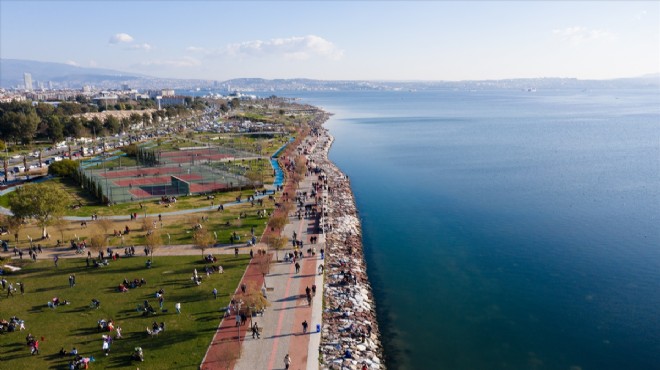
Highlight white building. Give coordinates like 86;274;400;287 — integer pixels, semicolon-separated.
24;73;33;91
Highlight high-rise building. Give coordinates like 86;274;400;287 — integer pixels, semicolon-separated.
24;73;33;91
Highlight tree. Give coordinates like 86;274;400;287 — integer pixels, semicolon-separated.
96;218;114;237
48;159;78;177
242;281;271;324
264;234;287;262
8;182;69;238
245;171;262;190
142;112;151;126
257;253;272;286
269;214;288;233
22;112;40;144
141;217;155;233
46;115;65;143
89;234;107;259
87;117;104;138
52;215;69;245
104;115;121;134
144;228;162;262
193;226;213;258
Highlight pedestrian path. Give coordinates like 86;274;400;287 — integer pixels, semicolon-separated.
203;136;327;370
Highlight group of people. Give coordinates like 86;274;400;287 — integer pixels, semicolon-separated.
48;297;70;308
0;316;25;332
26;333;39;355
1;278;22;297
146;321;165;336
97;319;116;332
118;277;146;293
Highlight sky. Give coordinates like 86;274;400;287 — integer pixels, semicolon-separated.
1;1;658;81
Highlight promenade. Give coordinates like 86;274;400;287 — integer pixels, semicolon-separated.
202;132;327;370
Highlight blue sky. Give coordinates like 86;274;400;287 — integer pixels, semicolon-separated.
1;1;658;81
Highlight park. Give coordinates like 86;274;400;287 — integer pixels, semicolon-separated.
0;100;330;369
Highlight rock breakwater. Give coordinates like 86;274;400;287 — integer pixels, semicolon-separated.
307;118;385;369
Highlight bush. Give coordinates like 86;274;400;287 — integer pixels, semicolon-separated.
48;159;78;177
122;143;138;157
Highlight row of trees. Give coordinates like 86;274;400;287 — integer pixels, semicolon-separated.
0;99;207;145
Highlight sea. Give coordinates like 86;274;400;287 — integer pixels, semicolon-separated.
198;87;660;370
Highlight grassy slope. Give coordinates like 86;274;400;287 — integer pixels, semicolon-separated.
0;255;249;369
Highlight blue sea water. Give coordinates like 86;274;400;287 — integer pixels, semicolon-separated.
284;88;660;370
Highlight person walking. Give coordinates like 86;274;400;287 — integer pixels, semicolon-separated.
20;282;24;295
175;302;181;314
251;322;260;339
295;262;300;274
284;354;291;370
302;320;308;334
212;288;218;299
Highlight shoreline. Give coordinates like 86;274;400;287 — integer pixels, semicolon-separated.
309;113;385;369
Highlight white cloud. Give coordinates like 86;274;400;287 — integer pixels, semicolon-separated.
89;60;98;67
65;60;79;66
136;56;201;68
128;43;153;51
636;10;647;20
109;33;134;44
186;46;206;53
225;35;343;60
552;26;616;45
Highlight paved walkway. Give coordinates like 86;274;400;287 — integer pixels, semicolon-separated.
202;136;326;370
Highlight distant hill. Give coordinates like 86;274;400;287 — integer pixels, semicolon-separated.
2;58;657;92
0;59;148;88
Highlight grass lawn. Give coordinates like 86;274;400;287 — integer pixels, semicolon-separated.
0;255;249;369
9;200;273;251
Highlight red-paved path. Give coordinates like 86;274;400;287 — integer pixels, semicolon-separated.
202;127;323;370
200;253;268;369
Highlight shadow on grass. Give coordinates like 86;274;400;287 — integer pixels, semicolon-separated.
28;305;46;313
33;286;70;293
1;352;31;361
72;326;101;336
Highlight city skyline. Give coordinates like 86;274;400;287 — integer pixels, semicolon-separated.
1;1;658;81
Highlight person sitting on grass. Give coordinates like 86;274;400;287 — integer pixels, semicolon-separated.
132;347;144;361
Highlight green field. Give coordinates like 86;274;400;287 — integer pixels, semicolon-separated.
0;255;249;369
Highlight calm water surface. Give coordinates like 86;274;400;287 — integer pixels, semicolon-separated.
285;88;660;370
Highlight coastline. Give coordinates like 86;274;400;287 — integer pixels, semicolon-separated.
309;114;385;369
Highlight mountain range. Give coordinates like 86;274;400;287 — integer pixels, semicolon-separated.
1;59;658;91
